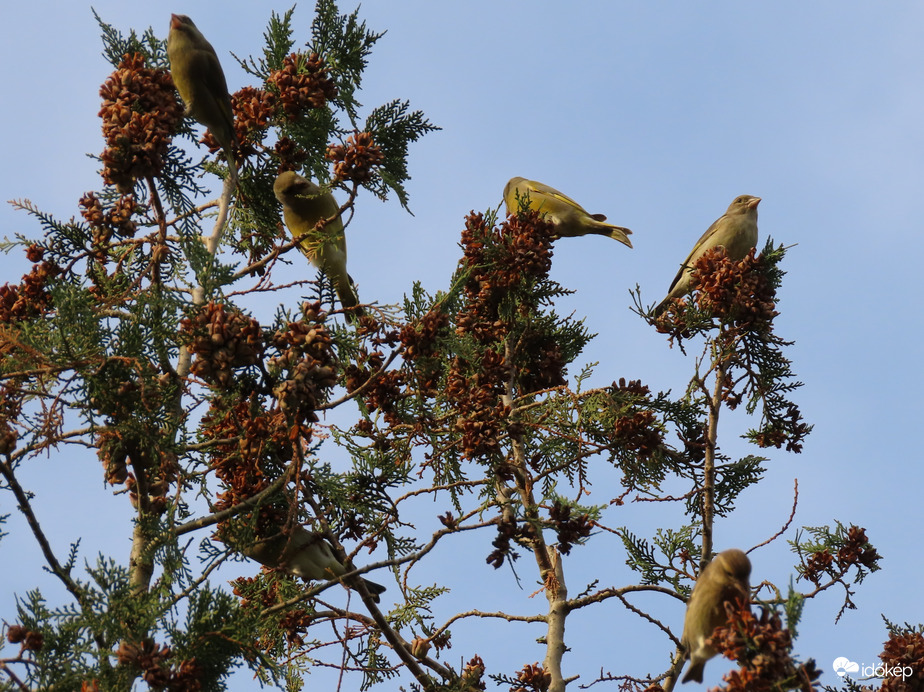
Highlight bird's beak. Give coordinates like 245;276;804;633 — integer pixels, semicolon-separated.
748;197;762;209
170;14;182;29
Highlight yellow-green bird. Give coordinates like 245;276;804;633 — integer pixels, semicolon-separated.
503;177;633;247
681;548;752;684
273;171;362;319
654;195;760;315
166;14;236;161
242;525;386;603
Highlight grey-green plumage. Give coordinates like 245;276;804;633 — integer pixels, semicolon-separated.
655;195;760;315
242;525;386;603
503;177;633;247
167;14;236;158
273;171;362;319
680;549;751;684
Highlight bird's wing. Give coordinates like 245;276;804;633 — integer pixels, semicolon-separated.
527;180;590;213
666;215;723;293
191;47;234;120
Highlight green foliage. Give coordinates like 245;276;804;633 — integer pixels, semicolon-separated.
170;588;274;687
248;7;298;74
782;581;805;639
712;454;766;517
308;0;385;119
619;526;697;590
94;8;168;68
363;100;440;208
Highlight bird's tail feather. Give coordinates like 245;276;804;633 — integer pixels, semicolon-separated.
588;218;633;247
681;661;705;684
337;276;364;323
359;578;386;603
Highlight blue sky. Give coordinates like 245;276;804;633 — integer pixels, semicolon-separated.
1;1;921;689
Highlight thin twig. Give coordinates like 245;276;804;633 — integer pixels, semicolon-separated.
749;478;799;552
173;472;289;537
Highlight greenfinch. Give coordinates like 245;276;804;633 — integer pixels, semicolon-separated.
242;524;386;603
166;14;237;160
681;548;752;684
503;177;633;247
655;195;760;315
273;171;362;319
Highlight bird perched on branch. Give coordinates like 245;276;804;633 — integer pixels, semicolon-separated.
681;548;752;684
503;177;633;248
273;171;362;320
242;524;386;603
654;195;760;316
167;14;237;167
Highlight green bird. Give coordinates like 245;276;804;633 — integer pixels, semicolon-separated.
503;177;633;247
681;549;752;684
680;548;751;682
273;171;362;320
167;14;236;161
242;525;387;603
654;195;760;315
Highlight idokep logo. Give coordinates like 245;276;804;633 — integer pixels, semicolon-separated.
832;656;913;681
832;657;859;677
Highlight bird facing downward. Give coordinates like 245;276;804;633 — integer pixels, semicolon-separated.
681;548;752;684
503;177;633;248
242;524;386;603
166;14;237;159
273;171;362;319
654;195;760;315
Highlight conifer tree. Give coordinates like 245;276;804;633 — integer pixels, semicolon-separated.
1;4;908;692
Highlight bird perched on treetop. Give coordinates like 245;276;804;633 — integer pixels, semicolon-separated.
654;195;760;316
680;548;752;684
166;14;237;165
503;177;633;248
242;524;387;603
273;171;362;320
